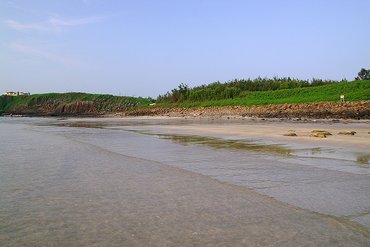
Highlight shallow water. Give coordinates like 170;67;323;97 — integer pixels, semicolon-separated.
1;117;369;246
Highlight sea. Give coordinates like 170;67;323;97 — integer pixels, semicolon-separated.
0;117;369;246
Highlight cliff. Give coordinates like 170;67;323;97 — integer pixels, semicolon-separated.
1;92;370;119
127;101;370;119
0;93;151;116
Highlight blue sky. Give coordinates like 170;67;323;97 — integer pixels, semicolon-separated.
1;0;369;97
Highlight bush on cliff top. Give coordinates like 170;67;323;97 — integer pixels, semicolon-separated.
157;77;349;103
158;80;370;107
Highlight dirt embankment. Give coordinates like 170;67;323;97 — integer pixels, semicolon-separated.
7;101;99;116
4;100;370;119
126;101;370;119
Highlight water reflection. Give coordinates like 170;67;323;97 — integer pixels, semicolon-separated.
357;154;370;165
156;133;293;156
38;118;370;166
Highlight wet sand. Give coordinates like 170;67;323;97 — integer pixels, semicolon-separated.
142;118;370;152
1;117;370;246
65;116;370;152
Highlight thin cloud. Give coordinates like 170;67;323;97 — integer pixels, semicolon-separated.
4;15;106;32
48;16;104;26
4;20;46;31
82;0;103;5
9;42;79;67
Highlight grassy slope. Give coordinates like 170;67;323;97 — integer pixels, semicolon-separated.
0;92;152;113
166;80;370;108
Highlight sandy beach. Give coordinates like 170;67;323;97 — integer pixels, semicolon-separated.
66;116;370;153
147;119;370;153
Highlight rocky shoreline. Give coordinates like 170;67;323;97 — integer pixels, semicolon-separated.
2;100;370;120
125;101;370;120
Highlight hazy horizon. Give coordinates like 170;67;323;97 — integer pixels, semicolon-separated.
1;0;369;97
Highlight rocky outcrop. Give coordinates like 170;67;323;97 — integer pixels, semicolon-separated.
4;100;370;119
310;130;332;138
127;101;370;119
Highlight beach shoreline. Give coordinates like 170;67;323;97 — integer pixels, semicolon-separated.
58;115;370;153
3;100;370;120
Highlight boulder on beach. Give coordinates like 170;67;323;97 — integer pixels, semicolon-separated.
310;130;332;138
338;131;356;135
283;133;297;137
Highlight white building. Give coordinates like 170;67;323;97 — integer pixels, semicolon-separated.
5;91;18;96
5;91;31;96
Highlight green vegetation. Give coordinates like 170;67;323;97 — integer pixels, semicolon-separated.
157;80;370;108
0;92;152;114
1;77;369;115
157;77;347;103
355;68;370;81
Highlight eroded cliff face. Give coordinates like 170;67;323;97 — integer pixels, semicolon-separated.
7;101;99;116
127;101;370;119
3;100;370;119
54;101;98;115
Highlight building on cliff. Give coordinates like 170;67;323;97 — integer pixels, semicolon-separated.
5;91;30;96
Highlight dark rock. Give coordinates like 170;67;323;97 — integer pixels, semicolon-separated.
338;131;356;135
283;133;297;137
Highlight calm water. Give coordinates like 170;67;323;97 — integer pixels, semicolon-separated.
0;117;369;246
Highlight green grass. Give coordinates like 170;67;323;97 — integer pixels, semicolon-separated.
0;92;152;113
160;80;370;108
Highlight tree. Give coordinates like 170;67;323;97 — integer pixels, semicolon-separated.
355;68;370;80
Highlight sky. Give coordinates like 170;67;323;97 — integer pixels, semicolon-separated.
1;0;369;97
